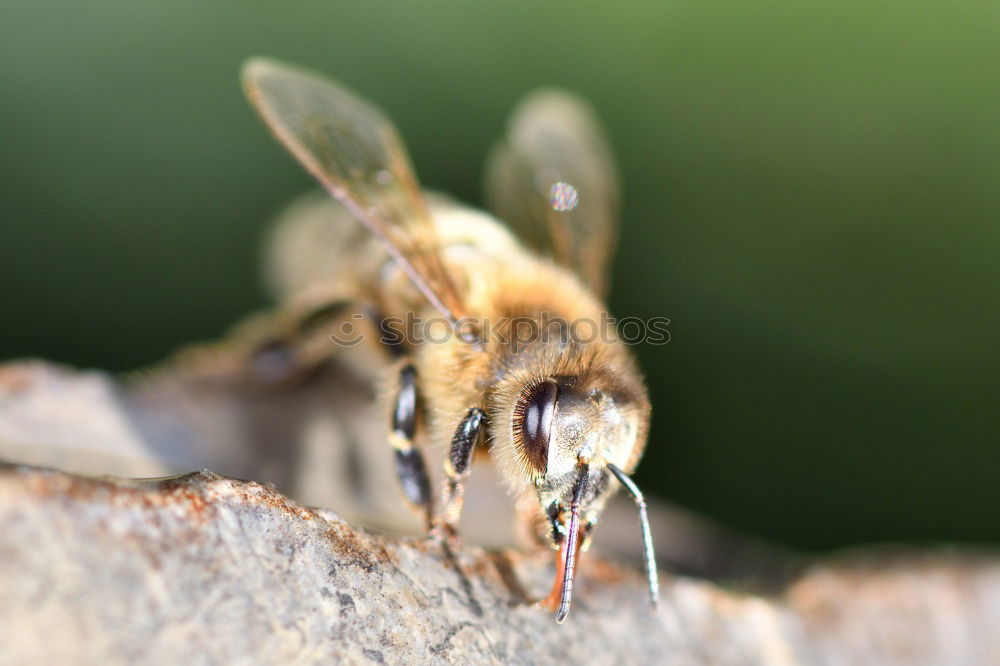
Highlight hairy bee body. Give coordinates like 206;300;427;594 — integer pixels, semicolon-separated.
242;58;658;620
267;193;649;528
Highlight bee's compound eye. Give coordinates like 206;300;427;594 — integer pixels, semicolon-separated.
516;380;558;471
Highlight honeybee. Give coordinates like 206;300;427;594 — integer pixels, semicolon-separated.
241;58;657;622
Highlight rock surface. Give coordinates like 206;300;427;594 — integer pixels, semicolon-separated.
1;361;999;664
1;465;998;665
0;360;797;583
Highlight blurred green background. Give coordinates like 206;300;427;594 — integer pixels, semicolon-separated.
2;1;998;551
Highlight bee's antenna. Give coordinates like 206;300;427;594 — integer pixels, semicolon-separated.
555;465;589;623
608;463;659;611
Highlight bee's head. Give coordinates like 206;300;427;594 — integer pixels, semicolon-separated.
494;356;656;621
516;378;633;523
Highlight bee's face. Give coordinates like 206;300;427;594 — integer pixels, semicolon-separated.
506;364;649;545
494;356;651;620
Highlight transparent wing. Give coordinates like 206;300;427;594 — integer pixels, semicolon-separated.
243;58;463;321
485;90;620;297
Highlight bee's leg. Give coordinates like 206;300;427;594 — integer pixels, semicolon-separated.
229;298;362;386
389;363;434;530
437;407;487;536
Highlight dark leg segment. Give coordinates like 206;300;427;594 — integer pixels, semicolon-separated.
439;407;486;529
389;364;433;527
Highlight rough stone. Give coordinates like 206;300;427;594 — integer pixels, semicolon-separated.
1;360;998;664
0;465;997;665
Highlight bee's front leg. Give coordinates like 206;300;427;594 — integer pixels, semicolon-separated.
388;363;434;531
436;407;486;538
